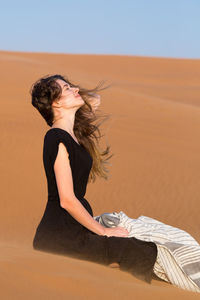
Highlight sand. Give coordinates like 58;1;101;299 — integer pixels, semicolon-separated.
1;50;200;299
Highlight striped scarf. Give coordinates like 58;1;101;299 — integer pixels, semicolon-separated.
94;211;200;293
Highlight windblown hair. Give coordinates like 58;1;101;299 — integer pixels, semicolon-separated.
30;74;113;182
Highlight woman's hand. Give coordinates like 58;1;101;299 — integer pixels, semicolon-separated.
102;226;129;237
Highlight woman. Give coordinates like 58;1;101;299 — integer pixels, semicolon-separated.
30;74;158;283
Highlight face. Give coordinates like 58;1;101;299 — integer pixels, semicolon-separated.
53;79;85;109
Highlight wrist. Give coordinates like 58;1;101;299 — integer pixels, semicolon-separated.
101;226;106;236
97;224;106;236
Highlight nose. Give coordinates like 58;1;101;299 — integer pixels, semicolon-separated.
73;86;79;95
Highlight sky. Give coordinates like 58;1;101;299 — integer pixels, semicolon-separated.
0;0;200;59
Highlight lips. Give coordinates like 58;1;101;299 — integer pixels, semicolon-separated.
75;94;81;97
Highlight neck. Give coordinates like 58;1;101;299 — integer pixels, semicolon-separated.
52;114;75;135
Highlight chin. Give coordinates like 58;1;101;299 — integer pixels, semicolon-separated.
80;98;85;105
76;100;85;110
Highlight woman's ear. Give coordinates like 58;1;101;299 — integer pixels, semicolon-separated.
52;100;61;108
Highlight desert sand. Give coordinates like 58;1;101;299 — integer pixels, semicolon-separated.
1;50;200;299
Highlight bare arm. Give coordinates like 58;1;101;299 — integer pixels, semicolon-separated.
54;142;106;235
54;143;129;237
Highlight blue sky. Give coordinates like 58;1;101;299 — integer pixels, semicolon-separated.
0;0;199;59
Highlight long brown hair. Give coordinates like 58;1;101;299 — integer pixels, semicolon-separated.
30;74;113;182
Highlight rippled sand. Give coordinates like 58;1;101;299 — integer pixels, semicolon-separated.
1;50;200;299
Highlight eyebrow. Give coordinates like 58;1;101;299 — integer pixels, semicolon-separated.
63;83;70;89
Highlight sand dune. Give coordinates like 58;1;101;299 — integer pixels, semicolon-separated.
1;50;200;299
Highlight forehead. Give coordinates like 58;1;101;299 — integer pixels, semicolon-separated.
56;79;69;89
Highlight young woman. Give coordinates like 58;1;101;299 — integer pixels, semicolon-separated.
30;74;158;283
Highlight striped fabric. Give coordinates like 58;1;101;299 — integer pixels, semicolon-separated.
94;212;200;293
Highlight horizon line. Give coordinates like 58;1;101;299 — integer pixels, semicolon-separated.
0;49;199;61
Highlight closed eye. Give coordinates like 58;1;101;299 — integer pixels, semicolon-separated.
63;84;71;90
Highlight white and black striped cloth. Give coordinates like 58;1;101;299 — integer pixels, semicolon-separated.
94;212;200;293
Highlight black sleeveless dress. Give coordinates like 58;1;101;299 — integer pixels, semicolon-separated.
33;128;157;283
